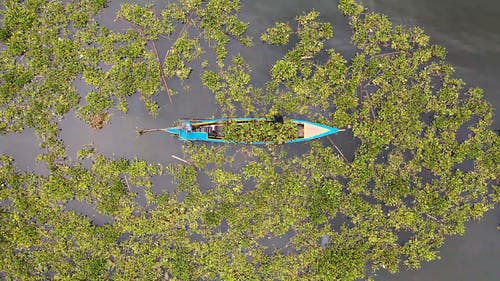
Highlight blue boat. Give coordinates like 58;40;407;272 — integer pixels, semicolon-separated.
159;117;341;144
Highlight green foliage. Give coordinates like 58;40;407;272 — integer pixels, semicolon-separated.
1;0;252;136
0;0;109;165
315;232;369;280
208;10;343;116
202;55;258;115
338;0;365;17
78;25;162;117
77;91;113;128
261;11;345;116
1;0;498;280
117;3;174;40
196;0;252;60
224;119;299;143
0;151;170;280
164;33;203;80
261;22;293;45
0;27;12;42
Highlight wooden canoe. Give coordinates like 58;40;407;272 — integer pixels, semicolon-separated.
164;117;341;144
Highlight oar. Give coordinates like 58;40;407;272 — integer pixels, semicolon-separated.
180;117;212;121
137;128;167;135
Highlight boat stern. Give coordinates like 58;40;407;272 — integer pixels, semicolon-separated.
167;121;192;137
167;127;182;136
167;121;202;141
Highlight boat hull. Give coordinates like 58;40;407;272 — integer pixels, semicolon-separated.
166;118;340;144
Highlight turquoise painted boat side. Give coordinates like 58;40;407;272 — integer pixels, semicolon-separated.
166;118;340;144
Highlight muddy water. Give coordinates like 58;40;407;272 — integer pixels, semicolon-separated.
0;0;498;279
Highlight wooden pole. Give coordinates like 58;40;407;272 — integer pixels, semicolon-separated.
123;175;132;192
171;155;195;167
120;19;173;104
137;128;168;135
327;136;350;164
152;41;173;104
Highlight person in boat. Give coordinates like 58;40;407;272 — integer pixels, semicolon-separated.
208;125;218;137
181;121;192;132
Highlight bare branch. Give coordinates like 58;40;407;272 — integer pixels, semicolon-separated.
171;155;196;167
123;175;131;192
327;136;350;164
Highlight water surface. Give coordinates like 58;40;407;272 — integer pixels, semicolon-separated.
0;0;498;279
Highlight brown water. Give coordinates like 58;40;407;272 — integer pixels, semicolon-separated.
0;0;498;280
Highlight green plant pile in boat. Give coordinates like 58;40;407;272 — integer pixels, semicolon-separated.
223;119;298;143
